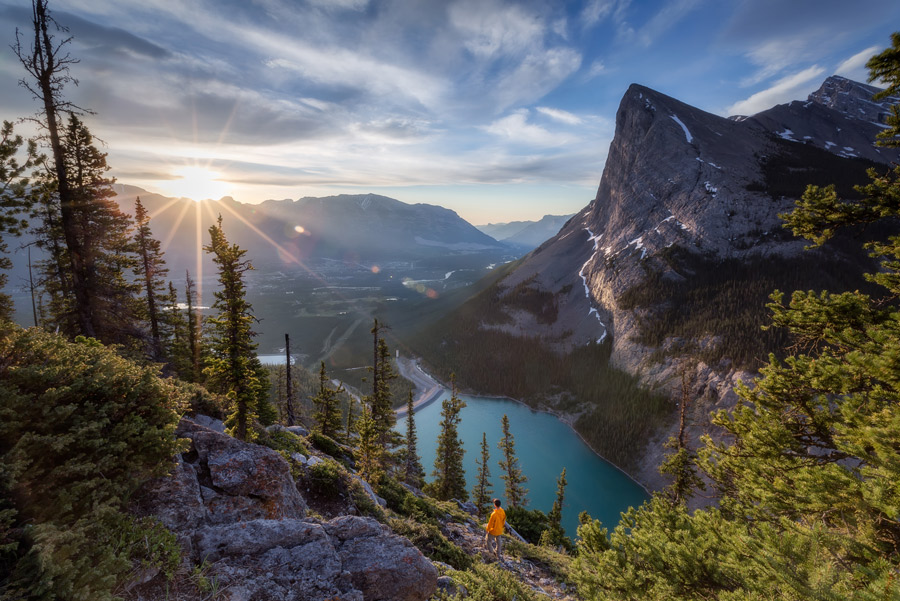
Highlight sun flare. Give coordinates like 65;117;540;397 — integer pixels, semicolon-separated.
159;165;231;201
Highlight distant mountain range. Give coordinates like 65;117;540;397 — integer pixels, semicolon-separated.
476;214;575;250
123;191;506;271
417;75;900;491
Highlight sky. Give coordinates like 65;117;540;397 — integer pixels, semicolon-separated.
0;0;898;224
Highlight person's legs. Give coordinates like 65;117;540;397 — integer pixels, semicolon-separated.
487;534;503;561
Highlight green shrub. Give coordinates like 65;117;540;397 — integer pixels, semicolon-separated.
0;326;182;600
261;429;309;456
445;563;540;601
506;506;551;544
307;458;345;497
309;430;342;458
387;517;472;570
172;379;227;420
349;480;385;521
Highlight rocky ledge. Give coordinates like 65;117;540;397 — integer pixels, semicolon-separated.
130;418;437;601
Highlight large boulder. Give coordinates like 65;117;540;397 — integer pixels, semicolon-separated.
327;516;438;601
176;418;307;524
134;418;437;601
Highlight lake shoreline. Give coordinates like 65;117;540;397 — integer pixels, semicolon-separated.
397;355;652;496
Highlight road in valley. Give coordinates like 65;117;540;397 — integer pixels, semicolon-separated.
395;356;445;417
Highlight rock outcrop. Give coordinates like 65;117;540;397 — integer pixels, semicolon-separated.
133;418;437;601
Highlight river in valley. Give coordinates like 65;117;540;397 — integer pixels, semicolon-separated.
395;391;649;539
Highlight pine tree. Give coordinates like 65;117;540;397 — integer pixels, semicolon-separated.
345;394;356;441
541;467;568;548
184;270;203;381
426;375;467;501
203;215;268;441
369;320;398;451
0;121;37;321
471;432;493;518
658;369;703;505
498;414;528;508
356;404;381;484
28;115;142;348
312;361;343;440
132;196;169;360
15;0;104;337
284;333;296;426
403;391;425;488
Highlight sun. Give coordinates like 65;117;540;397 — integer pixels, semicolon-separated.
159;165;231;201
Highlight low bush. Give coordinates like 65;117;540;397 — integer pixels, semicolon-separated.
261;429;309;456
306;458;346;497
506;506;551;545
0;326;183;600
387;517;472;571
437;563;539;601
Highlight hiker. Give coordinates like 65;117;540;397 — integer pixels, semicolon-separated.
484;498;506;562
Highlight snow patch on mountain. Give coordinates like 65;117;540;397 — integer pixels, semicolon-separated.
670;114;692;143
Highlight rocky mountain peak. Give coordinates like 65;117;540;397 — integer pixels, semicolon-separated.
807;75;898;124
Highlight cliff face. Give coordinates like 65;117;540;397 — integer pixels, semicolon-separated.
477;77;899;491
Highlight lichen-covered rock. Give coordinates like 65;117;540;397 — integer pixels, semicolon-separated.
326;517;438;601
133;419;437;601
176;418;307;523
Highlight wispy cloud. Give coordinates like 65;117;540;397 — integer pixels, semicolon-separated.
484;109;570;147
636;0;704;47
835;46;880;82
727;65;826;116
536;106;582;125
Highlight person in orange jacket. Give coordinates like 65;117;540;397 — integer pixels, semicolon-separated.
484;498;506;562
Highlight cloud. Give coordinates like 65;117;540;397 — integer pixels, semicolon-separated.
493;47;582;111
536;106;582;125
727;65;826;116
720;0;892;86
583;59;607;80
484;109;569;147
636;0;704;47
580;0;616;28
835;46;880;82
448;0;545;59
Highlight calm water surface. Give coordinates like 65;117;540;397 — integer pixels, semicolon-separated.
396;391;649;538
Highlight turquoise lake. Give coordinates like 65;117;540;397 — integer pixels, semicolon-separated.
395;391;649;539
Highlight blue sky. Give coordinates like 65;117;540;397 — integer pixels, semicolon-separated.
0;0;897;223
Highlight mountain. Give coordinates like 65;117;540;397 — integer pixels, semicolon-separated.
2;188;508;288
417;76;899;492
476;214;575;250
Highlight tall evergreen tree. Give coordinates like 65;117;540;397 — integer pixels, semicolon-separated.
203;215;269;441
426;375;467;501
132;196;169;360
284;333;296;426
15;0;101;337
345;394;356;441
542;468;568;548
312;361;343;440
471;432;493;518
498;414;528;508
369;320;398;450
572;36;900;601
355;404;381;484
403;391;426;489
184;270;202;381
0;121;36;321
